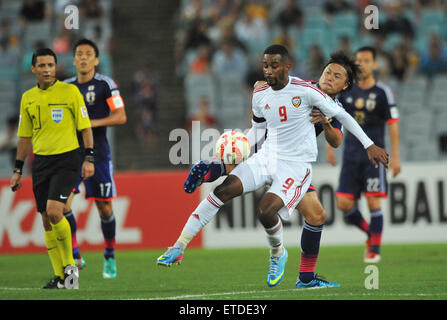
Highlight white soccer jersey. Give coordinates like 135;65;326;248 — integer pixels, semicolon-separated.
252;76;343;162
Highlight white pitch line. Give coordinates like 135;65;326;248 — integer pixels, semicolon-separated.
0;287;40;291
141;290;447;300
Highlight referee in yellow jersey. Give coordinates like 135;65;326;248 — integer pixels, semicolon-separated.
10;48;95;289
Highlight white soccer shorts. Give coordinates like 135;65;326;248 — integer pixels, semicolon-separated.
230;151;312;220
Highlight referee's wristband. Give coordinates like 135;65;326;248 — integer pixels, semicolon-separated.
14;160;24;175
84;148;95;163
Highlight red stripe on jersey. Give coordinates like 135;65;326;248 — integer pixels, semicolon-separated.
290;80;326;97
386;118;399;124
253;84;269;93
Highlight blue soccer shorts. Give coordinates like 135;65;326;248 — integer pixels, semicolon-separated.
335;159;387;199
73;160;117;201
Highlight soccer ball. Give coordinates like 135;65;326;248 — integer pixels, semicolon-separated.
215;131;251;165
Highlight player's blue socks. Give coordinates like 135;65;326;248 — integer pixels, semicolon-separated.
369;209;383;253
344;207;370;235
101;213;116;259
299;222;323;283
64;210;81;259
204;160;226;183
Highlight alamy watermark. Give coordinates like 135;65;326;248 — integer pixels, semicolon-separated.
364;5;379;30
364;265;379;290
64;5;79;30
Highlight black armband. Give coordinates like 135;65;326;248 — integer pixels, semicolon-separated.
14;160;24;175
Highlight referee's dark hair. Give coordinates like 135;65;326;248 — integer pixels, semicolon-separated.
73;38;99;57
323;51;360;91
31;48;57;66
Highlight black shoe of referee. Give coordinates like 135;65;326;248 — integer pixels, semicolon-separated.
42;276;65;289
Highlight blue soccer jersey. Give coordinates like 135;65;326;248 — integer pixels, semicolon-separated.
65;73;125;200
338;82;399;162
336;81;399;199
65;73;125;163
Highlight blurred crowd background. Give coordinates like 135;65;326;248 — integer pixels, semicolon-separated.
0;0;446;175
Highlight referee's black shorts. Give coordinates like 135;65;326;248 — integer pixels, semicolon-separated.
32;149;80;213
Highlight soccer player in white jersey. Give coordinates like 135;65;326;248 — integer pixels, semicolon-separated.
158;45;389;289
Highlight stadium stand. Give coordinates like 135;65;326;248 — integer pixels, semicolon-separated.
0;0;446;173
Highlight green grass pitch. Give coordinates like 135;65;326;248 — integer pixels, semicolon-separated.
0;243;446;300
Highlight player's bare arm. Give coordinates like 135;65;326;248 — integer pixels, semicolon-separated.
89;107;127;128
80;127;95;179
309;108;342;148
388;121;401;177
10;137;32;192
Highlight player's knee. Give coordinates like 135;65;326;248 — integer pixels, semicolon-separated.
214;176;242;202
336;197;354;213
257;205;277;227
307;206;326;226
96;201;113;218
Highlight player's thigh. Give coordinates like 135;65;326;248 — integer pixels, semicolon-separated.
271;161;312;220
296;190;326;224
84;161;117;200
230;152;271;194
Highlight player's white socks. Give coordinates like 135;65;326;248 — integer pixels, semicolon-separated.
175;192;224;251
265;219;284;257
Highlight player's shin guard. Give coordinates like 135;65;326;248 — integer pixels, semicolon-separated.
369;209;383;253
44;230;64;278
264;218;284;257
51;217;75;267
299;221;323;283
64;210;81;259
176;192;223;249
101;214;116;260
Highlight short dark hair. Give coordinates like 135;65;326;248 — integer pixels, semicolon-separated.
31;48;57;66
356;46;376;60
73;38;99;57
264;44;290;62
323;51;360;91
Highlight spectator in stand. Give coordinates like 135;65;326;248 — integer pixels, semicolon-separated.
277;0;304;30
189;45;212;75
211;39;248;76
19;0;50;24
389;43;410;82
0;115;19;168
381;0;415;41
234;12;268;45
79;0;104;20
420;33;447;80
133;64;160;144
0;20;19;48
0;37;20;69
324;0;354;16
188;96;218;132
303;44;326;81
